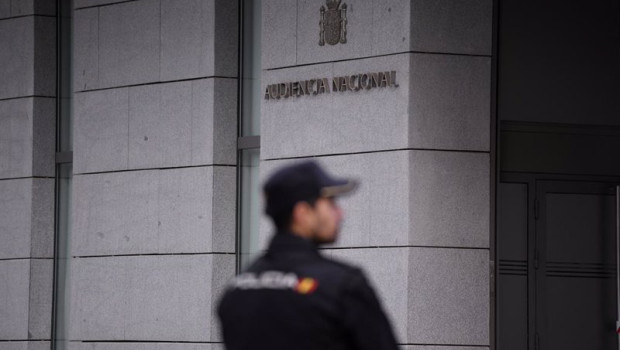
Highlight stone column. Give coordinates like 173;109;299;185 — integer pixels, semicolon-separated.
260;0;492;348
69;0;237;348
0;1;57;349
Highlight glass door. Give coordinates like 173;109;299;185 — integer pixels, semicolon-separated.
536;181;618;350
498;179;620;350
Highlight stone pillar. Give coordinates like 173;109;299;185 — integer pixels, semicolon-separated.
260;0;492;348
0;1;57;349
69;0;237;347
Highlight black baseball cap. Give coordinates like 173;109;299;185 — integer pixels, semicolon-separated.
263;161;358;220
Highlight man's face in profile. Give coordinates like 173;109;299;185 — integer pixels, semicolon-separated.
309;197;343;244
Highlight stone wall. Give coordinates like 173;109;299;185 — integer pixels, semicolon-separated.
0;1;56;349
0;1;495;349
69;0;238;348
259;0;493;348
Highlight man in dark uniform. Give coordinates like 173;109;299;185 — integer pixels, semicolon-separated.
217;161;399;350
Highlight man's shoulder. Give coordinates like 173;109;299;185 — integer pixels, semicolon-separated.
308;253;371;289
244;251;366;286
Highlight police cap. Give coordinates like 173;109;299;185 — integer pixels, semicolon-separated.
263;161;358;220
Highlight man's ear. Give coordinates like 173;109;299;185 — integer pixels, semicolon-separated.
291;201;313;226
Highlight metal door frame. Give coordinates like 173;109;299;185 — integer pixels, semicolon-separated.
498;172;620;350
535;180;618;350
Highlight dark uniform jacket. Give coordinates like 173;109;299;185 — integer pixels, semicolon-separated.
217;232;399;350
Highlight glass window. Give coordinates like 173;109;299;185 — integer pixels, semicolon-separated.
52;1;73;349
237;0;262;270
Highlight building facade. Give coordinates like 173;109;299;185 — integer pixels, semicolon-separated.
0;0;619;350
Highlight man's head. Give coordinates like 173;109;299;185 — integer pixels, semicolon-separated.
263;161;357;244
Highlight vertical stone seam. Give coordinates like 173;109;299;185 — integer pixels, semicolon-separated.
200;0;207;76
406;151;412;248
295;0;298;65
29;172;36;258
407;0;412;51
407;54;414;150
370;0;374;55
158;0;162;82
213;0;218;76
30;98;37;178
212;79;218;166
27;258;33;339
189;81;194;164
210;253;216;341
211;163;216;253
96;7;100;90
126;87;130;169
156;169;161;254
157;84;162;167
31;16;37;96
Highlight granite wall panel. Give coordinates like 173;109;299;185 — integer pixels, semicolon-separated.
0;179;31;259
98;0;160;88
0;16;56;97
407;248;489;345
0;17;33;99
410;0;493;55
9;0;56;16
70;255;234;342
73;7;98;91
29;178;54;258
409;151;490;248
261;54;409;159
74;87;129;173
326;247;410;344
0;1;10;18
408;54;491;151
264;0;492;69
0;178;54;259
262;53;491;159
74;0;129;8
161;0;213;81
261;0;297;69
27;259;53;339
0;97;55;179
325;247;490;345
74;0;237;91
75;79;236;174
68;343;222;350
32;17;56;97
371;0;411;56
0;98;33;179
213;0;238;77
0;341;50;350
72;166;235;256
258;152;411;249
0;260;29;339
259;150;489;249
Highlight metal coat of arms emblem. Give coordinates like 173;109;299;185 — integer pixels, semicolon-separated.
319;0;347;46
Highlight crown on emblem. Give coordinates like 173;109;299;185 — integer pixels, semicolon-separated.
326;0;341;10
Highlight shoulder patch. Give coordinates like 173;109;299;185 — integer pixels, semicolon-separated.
232;271;319;295
295;277;319;294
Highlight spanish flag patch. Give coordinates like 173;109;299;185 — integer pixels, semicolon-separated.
295;277;319;294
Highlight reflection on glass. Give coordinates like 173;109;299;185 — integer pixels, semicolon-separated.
53;1;73;349
239;148;261;270
58;0;72;152
241;0;261;136
238;0;263;270
53;164;72;350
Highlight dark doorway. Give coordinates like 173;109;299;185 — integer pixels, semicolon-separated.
496;1;620;349
498;177;619;350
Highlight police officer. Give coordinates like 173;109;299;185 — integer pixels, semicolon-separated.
217;161;399;350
